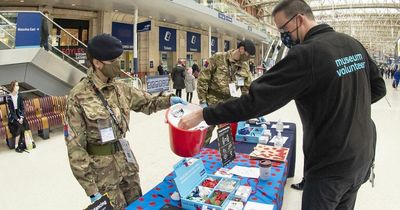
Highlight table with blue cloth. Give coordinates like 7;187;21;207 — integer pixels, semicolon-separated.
206;121;297;178
128;150;289;210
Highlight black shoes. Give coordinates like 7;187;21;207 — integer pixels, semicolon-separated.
32;142;36;149
291;178;305;191
15;147;23;153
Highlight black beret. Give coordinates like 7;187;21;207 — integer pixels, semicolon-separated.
87;34;123;61
237;39;256;56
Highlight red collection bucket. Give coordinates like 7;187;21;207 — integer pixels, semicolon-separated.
166;104;208;157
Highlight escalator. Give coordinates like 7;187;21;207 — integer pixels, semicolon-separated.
0;11;87;96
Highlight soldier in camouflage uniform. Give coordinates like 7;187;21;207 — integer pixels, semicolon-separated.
197;40;256;144
64;34;186;209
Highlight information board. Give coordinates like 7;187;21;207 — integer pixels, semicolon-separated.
217;125;236;166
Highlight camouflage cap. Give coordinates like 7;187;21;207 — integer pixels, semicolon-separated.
237;39;256;56
87;34;123;61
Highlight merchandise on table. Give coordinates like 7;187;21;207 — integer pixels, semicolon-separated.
235;120;271;144
215;179;238;192
249;144;289;162
174;158;240;210
201;177;220;188
225;200;244;210
205;190;230;206
234;185;252;202
259;160;272;180
186;186;212;202
214;168;233;178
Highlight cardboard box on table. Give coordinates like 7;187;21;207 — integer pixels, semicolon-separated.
235;121;265;143
174;158;240;210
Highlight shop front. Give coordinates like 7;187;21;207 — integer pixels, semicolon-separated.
186;31;201;68
52;18;89;65
159;26;177;74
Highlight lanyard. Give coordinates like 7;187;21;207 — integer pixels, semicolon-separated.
91;83;124;134
227;60;241;83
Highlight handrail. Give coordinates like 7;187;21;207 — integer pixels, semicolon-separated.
49;45;89;72
1;11;87;48
0;14;15;26
0;25;15;39
0;89;40;97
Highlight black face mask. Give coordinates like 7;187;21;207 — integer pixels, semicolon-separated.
281;31;300;48
280;16;300;48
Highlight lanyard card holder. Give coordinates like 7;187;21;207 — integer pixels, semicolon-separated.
97;118;116;144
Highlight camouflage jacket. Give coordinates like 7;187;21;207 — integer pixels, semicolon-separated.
64;68;171;196
197;50;252;105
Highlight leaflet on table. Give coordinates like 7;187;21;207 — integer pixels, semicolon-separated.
173;158;241;210
269;135;288;144
228;166;260;179
271;124;290;129
243;201;274;210
167;104;208;130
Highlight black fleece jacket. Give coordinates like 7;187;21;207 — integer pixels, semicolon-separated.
203;24;386;181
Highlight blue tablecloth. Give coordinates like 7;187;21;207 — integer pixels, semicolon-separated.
127;148;288;210
206;121;296;178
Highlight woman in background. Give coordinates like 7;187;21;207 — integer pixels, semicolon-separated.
184;68;196;103
7;80;34;152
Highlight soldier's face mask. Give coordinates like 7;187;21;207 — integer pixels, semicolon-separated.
100;60;120;79
279;14;301;48
240;52;250;62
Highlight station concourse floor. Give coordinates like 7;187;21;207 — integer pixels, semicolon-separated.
0;77;399;210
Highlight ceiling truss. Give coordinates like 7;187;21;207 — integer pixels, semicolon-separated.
251;0;400;57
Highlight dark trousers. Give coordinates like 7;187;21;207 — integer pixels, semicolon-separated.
302;177;362;210
186;92;193;103
175;89;182;97
40;34;49;51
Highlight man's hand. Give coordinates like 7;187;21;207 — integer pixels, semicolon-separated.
178;109;205;129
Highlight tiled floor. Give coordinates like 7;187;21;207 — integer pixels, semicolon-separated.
0;78;398;210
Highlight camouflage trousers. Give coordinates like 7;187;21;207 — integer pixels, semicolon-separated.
91;151;142;210
204;125;216;145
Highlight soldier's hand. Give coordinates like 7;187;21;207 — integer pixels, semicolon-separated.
178;109;204;129
170;96;188;105
89;192;102;203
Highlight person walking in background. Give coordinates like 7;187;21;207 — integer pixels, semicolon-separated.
192;62;200;78
40;10;50;51
7;80;35;152
185;68;196;103
171;59;186;97
157;63;164;75
393;65;400;89
249;60;256;75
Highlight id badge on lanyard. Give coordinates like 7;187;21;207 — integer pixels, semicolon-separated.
236;76;245;86
119;138;135;163
229;83;241;98
97;118;116;144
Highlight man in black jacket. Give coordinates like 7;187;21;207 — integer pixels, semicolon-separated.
179;1;386;209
